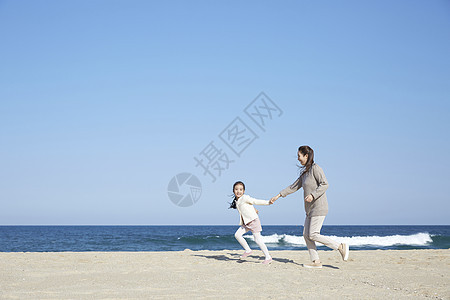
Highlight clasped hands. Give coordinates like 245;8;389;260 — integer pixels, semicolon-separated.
269;193;314;204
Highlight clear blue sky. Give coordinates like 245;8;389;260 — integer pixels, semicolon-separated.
1;0;449;225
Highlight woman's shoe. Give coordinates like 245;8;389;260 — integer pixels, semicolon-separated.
303;262;322;269
338;243;349;261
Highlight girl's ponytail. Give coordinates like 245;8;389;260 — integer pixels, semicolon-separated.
229;198;237;209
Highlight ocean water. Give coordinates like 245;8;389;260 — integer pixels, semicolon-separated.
0;225;448;252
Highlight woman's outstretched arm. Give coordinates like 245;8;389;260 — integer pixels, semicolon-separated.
270;176;302;204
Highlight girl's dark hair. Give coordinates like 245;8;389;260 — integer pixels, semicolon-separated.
298;145;315;177
229;181;245;209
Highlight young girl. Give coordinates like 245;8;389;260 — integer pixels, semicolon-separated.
229;181;273;264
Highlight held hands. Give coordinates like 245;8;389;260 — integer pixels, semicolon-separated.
269;194;281;205
269;194;314;204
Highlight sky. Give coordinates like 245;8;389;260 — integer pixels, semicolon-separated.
0;0;449;225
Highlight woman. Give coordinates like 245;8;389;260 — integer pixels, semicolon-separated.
270;145;349;268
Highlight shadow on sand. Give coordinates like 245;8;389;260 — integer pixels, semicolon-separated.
192;253;341;268
194;253;339;269
193;253;258;264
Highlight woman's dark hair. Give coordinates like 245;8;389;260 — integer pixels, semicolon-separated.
229;181;245;209
298;145;315;177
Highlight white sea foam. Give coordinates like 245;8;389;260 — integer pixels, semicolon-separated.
244;232;433;247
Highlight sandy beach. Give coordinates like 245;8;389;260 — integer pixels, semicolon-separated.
0;249;448;299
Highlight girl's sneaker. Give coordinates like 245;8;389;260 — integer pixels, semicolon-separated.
262;258;272;265
239;251;253;259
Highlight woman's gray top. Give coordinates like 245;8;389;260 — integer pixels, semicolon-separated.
279;163;329;217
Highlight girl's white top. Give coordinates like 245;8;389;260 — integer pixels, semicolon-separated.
236;194;270;225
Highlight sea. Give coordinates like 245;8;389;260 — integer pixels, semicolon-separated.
0;225;449;252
